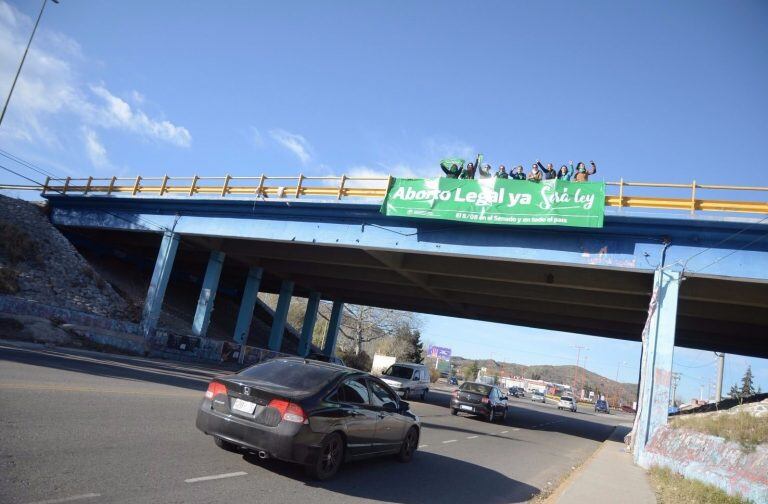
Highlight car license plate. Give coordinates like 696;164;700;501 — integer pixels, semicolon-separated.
460;405;473;411
231;398;257;414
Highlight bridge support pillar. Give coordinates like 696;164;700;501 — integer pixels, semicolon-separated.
139;231;180;340
297;291;321;357
268;280;294;352
634;268;681;466
233;266;263;347
322;301;344;357
191;251;226;337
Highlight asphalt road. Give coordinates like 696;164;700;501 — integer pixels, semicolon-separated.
0;342;632;504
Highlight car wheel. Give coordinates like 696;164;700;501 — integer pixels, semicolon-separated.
487;410;494;423
397;427;419;463
451;408;458;416
306;433;344;481
214;436;240;453
501;408;507;422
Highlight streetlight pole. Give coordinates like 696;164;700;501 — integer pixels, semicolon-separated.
613;360;627;409
571;345;587;397
714;352;725;403
0;0;59;128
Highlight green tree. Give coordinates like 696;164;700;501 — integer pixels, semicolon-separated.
465;361;480;381
729;383;741;399
396;326;424;363
741;366;756;397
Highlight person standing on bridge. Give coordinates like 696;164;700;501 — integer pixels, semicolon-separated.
527;163;542;182
557;161;574;181
573;161;597;182
440;158;464;178
459;162;476;179
495;165;509;179
537;160;557;180
477;163;493;179
510;165;526;180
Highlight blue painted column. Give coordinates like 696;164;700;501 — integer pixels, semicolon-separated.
233;266;263;346
322;300;344;357
191;251;226;337
634;268;681;466
139;231;180;340
268;280;294;352
297;291;321;357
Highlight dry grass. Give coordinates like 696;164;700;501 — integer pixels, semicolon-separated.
670;411;768;451
649;466;749;504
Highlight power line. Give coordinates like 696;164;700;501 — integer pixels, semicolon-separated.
692;230;768;274
0;148;59;178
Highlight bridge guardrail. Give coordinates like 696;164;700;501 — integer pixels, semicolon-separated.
2;174;767;215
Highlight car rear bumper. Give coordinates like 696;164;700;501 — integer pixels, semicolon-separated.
196;402;322;465
450;399;491;416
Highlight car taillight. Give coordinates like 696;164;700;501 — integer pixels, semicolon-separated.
481;397;490;404
205;381;227;400
452;390;459;398
268;399;307;424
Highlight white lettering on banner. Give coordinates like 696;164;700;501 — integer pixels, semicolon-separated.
506;192;532;207
574;188;595;209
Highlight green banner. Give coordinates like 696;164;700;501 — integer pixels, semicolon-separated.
380;178;605;228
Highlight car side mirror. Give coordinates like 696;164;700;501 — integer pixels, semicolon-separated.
398;401;410;413
383;402;398;413
502;396;508;401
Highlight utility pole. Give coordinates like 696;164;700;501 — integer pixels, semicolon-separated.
0;0;59;128
670;372;682;407
571;345;587;397
715;352;725;403
613;361;627;409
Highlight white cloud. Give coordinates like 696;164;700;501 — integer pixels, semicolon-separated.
269;128;313;164
130;90;145;105
250;126;264;148
0;1;191;154
82;127;110;169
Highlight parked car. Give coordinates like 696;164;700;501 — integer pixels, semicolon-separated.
448;376;459;386
450;382;508;422
516;387;525;397
508;387;520;398
594;399;610;414
196;357;420;480
558;396;577;412
306;352;346;367
531;391;546;403
380;363;430;400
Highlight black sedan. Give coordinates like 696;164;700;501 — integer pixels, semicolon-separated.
450;382;508;422
196;357;420;480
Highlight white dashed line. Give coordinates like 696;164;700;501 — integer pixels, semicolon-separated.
466;435;479;439
185;471;248;483
501;430;509;434
513;428;521;431
419;444;429;448
442;439;457;444
25;494;101;504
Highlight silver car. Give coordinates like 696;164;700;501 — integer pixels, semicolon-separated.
558;396;577;412
531;391;545;403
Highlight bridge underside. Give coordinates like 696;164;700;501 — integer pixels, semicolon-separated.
64;226;768;358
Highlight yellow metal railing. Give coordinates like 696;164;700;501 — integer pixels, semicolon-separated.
1;174;767;215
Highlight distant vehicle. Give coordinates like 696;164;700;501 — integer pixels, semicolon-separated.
516;387;525;397
668;405;680;415
451;382;508;422
508;387;520;398
306;352;346;367
448;376;459;386
558;396;577;412
380;363;430;400
531;391;546;403
197;357;420;480
594;400;610;414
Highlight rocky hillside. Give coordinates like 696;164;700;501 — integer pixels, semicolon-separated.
0;194;134;319
453;355;637;403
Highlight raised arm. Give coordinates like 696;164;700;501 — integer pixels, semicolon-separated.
588;160;597;175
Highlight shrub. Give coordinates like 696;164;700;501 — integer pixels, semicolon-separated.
338;349;373;371
0;267;20;294
0;222;39;264
429;367;440;383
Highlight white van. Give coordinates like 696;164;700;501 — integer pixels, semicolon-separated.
380;362;431;400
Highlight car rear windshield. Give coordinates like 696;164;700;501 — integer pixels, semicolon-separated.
384;365;414;379
460;383;492;395
238;359;340;394
561;397;572;402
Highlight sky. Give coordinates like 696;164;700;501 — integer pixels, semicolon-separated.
0;0;766;401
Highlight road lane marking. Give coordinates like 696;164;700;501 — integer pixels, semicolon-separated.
513;428;521;431
25;494;101;504
501;430;509;434
185;471;248;483
419;444;428;448
442;439;457;444
466;435;478;439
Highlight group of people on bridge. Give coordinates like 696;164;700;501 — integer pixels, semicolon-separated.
440;156;598;182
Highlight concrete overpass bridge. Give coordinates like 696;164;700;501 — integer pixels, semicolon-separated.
6;174;768;465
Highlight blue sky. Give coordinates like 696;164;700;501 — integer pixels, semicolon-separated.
0;0;766;400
